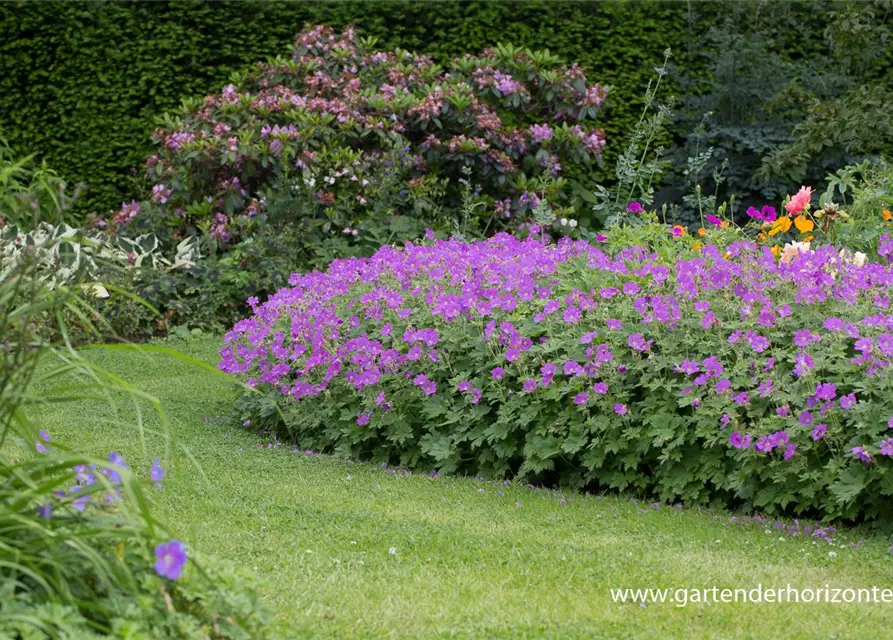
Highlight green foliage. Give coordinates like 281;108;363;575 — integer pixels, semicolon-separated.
0;151;270;637
665;0;893;226
814;159;893;256
0;137;79;227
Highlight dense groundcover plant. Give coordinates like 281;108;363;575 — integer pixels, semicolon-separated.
126;25;607;246
220;229;893;524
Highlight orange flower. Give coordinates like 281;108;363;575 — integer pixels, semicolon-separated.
671;225;686;238
884;209;892;222
698;227;707;237
757;233;768;241
802;235;814;242
768;216;792;236
692;241;704;252
770;245;781;258
720;220;730;228
794;215;814;233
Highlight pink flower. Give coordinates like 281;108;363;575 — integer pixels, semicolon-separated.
784;186;813;216
530;124;553;144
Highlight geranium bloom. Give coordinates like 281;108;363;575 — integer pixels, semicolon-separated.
573;392;589;405
614;403;628;415
151;458;165;488
627;202;644;214
880;439;893;456
104;452;128;484
729;432;752;449
814;383;836;401
852;446;872;464
785;186;813;216
154;541;188;580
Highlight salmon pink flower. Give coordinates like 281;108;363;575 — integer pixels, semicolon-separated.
784;186;813;216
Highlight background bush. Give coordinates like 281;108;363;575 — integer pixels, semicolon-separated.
135;24;608;249
0;0;685;221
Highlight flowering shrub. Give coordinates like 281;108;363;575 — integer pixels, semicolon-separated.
132;25;607;245
221;231;893;523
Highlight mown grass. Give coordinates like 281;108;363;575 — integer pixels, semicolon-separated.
32;336;893;639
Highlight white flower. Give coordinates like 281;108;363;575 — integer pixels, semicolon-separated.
388;547;397;556
780;241;811;265
559;218;568;226
828;551;837;558
569;219;578;228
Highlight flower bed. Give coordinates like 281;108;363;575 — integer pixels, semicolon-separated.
220;232;893;522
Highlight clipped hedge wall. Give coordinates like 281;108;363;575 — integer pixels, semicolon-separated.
1;0;692;219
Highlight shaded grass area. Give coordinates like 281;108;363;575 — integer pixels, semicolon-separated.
33;336;893;639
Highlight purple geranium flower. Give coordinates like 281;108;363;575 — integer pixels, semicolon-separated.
814;383;836;401
151;458;165;488
154;541;188;580
104;451;128;484
729;432;752;450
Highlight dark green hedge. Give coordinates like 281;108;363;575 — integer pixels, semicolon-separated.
2;1;885;220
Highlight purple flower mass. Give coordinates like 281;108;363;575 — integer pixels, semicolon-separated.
217;230;893;521
154;541;188;580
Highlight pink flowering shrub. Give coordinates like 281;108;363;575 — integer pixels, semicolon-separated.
133;26;607;244
220;232;893;523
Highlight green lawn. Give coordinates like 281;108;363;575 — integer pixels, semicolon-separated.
34;336;893;639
